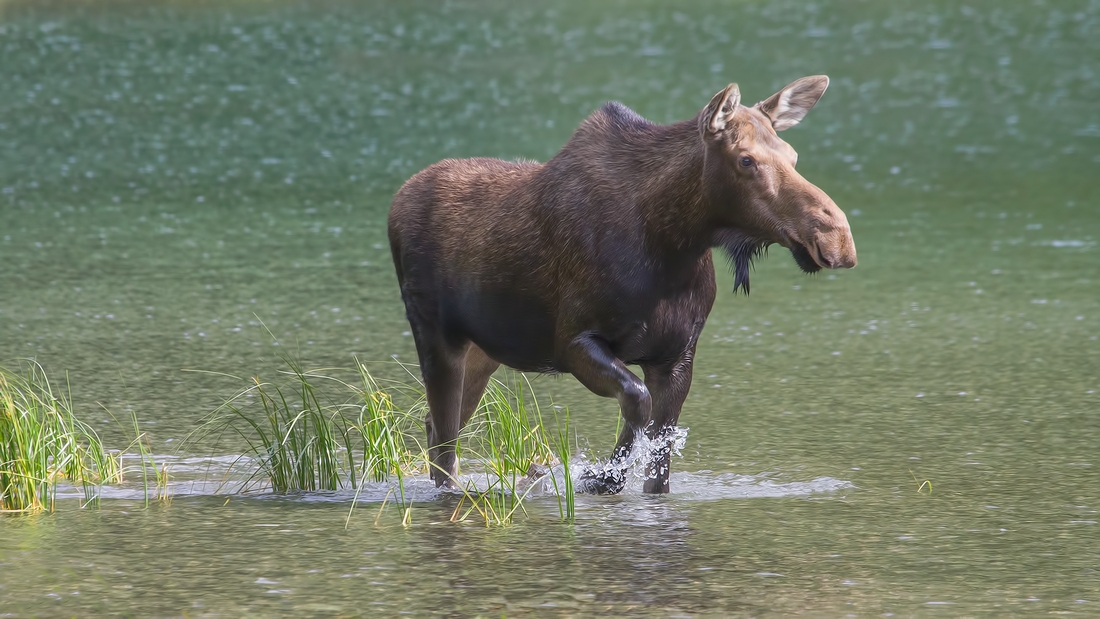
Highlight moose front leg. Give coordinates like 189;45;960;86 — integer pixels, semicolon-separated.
564;335;652;494
639;342;698;493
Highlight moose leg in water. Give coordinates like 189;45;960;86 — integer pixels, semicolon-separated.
640;346;699;493
400;286;464;485
420;342;499;487
566;335;652;494
418;343;466;486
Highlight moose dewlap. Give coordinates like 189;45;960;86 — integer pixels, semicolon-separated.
388;76;856;494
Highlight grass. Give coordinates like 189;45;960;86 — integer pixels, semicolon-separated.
2;347;579;526
910;469;932;494
346;360;429;527
191;353;432;497
0;360;121;513
122;409;172;506
547;407;576;522
194;357;359;494
197;348;577;526
349;361;421;483
450;375;564;526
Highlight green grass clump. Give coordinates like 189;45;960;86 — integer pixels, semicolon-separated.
124;410;172;507
195;351;427;496
347;360;425;484
201;358;357;494
547;407;576;523
201;351;576;526
0;360;121;513
451;375;573;526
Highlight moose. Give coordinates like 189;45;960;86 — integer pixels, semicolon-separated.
388;76;856;494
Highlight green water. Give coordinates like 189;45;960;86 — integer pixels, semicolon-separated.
2;0;1099;615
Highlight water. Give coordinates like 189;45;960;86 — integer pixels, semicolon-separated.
2;0;1099;614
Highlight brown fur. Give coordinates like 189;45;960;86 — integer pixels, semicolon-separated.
389;77;856;494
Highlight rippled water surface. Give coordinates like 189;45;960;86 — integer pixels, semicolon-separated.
2;0;1099;615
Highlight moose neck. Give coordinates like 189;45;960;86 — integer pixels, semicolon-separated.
627;119;716;261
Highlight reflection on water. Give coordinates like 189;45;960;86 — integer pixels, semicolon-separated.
2;0;1100;615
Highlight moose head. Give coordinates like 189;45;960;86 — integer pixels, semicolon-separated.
700;76;857;288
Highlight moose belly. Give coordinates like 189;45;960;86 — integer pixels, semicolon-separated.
442;286;558;372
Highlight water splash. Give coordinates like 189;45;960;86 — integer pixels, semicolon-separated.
574;425;689;494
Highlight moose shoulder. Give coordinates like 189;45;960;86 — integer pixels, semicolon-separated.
388;76;856;494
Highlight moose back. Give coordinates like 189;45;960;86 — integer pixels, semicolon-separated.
388;76;856;494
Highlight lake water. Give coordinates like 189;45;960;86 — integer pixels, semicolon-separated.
2;0;1099;615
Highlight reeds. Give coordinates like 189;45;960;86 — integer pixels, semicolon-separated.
450;375;561;525
0;360;121;513
547;407;576;522
2;350;578;525
197;357;358;494
348;360;425;484
122;409;171;506
201;352;577;526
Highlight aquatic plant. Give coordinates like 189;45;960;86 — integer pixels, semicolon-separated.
466;377;554;478
450;375;574;526
199;356;357;494
910;469;932;494
546;407;576;523
0;360;121;513
194;348;429;496
347;360;425;484
200;351;577;526
345;360;429;528
2;351;578;523
121;409;172;506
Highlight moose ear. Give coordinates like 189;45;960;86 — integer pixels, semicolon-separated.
756;75;829;131
702;83;741;134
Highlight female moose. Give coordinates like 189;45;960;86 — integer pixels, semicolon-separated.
388;76;856;494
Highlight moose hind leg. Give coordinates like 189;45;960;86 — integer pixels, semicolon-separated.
458;345;500;427
421;347;466;487
564;335;652;494
403;292;467;488
420;342;498;487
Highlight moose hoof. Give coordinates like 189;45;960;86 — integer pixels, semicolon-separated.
577;465;627;495
525;462;550;481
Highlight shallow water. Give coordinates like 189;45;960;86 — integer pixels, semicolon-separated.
2;0;1099;615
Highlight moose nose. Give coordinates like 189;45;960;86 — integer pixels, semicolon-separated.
831;243;858;269
810;206;857;269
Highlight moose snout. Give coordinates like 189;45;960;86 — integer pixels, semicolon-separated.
783;178;857;271
810;228;857;269
804;203;857;270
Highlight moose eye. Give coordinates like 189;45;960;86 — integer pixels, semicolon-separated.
738;156;755;168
